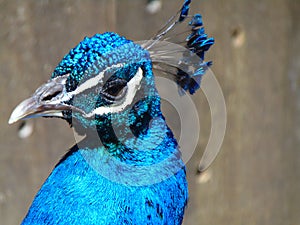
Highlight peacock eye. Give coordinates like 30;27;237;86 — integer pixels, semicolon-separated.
101;79;128;103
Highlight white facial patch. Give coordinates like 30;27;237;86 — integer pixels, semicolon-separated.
84;67;144;117
57;63;125;104
72;63;124;95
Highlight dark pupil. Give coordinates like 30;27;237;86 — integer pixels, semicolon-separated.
106;83;126;97
102;79;127;102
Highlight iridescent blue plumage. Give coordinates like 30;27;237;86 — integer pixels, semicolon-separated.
52;33;148;91
21;32;188;225
179;0;191;22
9;1;215;224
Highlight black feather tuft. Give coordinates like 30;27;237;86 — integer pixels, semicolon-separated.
144;0;214;95
176;14;214;94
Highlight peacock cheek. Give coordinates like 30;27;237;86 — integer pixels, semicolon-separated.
73;93;99;114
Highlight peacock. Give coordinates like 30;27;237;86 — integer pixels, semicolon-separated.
9;1;214;224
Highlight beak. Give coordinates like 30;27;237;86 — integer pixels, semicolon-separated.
8;75;71;124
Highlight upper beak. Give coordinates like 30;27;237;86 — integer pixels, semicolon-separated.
8;95;66;124
8;75;70;124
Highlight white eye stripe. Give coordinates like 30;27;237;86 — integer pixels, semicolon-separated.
73;63;124;95
73;73;105;95
84;67;143;117
60;63;125;102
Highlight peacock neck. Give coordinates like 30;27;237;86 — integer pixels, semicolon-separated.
69;96;184;186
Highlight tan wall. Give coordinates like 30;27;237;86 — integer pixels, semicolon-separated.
0;0;299;224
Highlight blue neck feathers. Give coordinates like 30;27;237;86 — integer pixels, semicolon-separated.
22;118;188;224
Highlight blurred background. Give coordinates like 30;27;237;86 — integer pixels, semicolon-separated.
1;0;300;224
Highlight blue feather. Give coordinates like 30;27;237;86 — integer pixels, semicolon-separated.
22;142;188;224
145;2;215;95
179;0;191;22
173;13;214;94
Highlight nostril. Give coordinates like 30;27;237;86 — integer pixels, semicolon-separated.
41;90;61;102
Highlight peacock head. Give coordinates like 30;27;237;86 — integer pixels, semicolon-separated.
9;33;162;139
8;2;218;183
